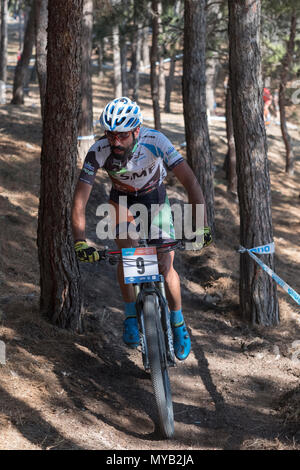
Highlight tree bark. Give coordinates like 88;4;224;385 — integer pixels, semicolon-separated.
77;0;94;162
158;56;165;107
18;3;24;51
97;39;104;80
183;0;215;232
228;0;279;326
206;51;219;115
11;3;35;105
141;26;150;70
37;0;83;331
157;1;165;107
205;1;221;115
164;55;175;113
150;0;161;130
120;41;128;97
225;78;237;193
164;0;181;113
112;24;122;97
35;0;48;117
279;10;296;176
0;0;8;104
131;16;142;102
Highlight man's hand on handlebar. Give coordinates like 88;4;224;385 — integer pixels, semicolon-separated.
203;226;213;247
74;240;100;262
186;226;213;251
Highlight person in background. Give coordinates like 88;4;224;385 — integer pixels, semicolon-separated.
263;87;272;125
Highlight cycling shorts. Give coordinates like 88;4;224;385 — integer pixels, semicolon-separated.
109;184;175;243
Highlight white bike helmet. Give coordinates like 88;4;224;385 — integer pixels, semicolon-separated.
99;97;143;132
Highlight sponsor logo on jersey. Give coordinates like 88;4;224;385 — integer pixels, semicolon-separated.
166;146;175;156
118;163;156;181
84;162;95;171
83;167;94;176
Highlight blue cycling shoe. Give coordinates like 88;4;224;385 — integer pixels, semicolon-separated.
172;322;191;361
123;317;140;348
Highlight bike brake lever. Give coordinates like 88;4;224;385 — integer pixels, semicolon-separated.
178;240;186;250
97;247;108;261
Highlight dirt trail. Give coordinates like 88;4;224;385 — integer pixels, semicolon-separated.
0;17;300;451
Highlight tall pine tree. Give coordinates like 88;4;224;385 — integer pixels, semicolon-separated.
229;0;279;325
183;0;215;232
38;0;84;331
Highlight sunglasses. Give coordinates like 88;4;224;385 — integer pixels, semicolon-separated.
105;131;131;141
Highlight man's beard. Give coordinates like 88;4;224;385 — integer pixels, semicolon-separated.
111;141;135;163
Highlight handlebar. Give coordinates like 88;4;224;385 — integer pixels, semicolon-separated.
96;239;186;264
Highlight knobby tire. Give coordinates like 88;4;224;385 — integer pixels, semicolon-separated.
143;294;174;439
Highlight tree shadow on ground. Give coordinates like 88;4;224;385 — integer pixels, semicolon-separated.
0;104;42;146
0;385;85;450
1;300;168;443
178;329;300;449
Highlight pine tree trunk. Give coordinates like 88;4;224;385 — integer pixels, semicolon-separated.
150;0;161;130
164;55;175;113
18;5;24;51
183;0;215;232
0;0;8;82
120;41;128;97
206;52;219;115
11;3;35;104
77;0;94;162
97;39;103;80
37;0;83;331
225;79;237;193
157;1;165;107
205;1;221;115
141;26;150;70
0;0;8;104
158;56;165;107
279;11;296;176
35;0;48;118
164;0;181;113
112;25;122;97
228;0;279;326
131;18;142;102
119;0;129;97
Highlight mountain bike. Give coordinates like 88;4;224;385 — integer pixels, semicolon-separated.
96;239;185;439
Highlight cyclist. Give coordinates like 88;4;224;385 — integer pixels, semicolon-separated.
72;97;212;361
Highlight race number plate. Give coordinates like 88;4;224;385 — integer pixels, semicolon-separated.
122;247;160;284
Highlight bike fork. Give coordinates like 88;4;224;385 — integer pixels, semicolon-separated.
157;277;175;367
134;284;150;371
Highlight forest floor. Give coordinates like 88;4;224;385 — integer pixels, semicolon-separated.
0;18;300;451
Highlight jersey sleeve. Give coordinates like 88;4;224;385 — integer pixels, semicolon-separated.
79;150;100;186
158;132;184;170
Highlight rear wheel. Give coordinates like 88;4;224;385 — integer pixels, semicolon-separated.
143;294;174;439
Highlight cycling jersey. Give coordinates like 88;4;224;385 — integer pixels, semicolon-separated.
79;126;184;195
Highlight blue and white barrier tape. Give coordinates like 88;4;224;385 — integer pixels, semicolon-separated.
248;242;275;254
77;135;95;141
239;243;300;306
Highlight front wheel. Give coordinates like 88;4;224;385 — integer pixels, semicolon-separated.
143;294;174;439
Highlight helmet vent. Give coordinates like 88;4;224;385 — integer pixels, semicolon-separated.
99;97;143;132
